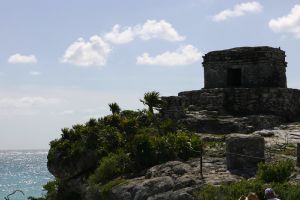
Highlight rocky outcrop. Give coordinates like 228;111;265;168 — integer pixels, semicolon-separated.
47;150;99;199
47;150;98;181
110;158;243;200
179;112;282;134
108;124;300;200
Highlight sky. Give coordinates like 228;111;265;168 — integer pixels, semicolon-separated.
1;0;300;149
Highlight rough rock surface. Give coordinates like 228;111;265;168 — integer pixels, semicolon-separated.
180;111;282;134
226;134;265;171
111;158;242;200
47;150;99;181
110;123;300;200
47;150;99;199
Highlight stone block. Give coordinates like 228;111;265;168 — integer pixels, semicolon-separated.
226;134;265;171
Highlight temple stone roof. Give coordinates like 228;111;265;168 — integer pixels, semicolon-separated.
203;46;286;64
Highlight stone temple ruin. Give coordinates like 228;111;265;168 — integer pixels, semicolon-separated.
162;46;300;133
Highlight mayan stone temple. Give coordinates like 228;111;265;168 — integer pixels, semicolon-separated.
162;46;300;133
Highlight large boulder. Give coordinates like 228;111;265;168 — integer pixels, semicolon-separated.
226;134;265;172
47;149;99;180
110;161;203;200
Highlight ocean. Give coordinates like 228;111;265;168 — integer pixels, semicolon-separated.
0;150;53;200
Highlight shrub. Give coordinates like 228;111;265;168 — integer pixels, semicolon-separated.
120;117;138;137
195;180;300;200
174;132;192;160
120;110;139;119
28;180;59;200
256;160;294;183
272;182;300;200
42;180;59;200
195;160;298;200
130;131;203;169
195;180;265;200
131;133;157;168
174;131;203;160
160;119;176;134
88;151;130;184
101;115;122;129
98;126;125;154
86;179;127;200
154;134;177;162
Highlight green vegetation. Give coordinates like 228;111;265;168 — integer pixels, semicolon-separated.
35;91;203;200
196;180;265;200
28;180;59;200
86;179;127;200
256;160;294;183
140;91;164;114
88;151;131;184
194;159;298;200
108;102;121;115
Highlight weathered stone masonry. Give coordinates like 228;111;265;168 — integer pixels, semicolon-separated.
203;46;287;88
162;47;300;132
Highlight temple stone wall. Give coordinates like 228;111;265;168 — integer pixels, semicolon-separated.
161;46;300;128
163;88;300;121
203;47;287;89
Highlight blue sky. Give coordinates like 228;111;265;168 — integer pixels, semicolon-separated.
1;0;300;149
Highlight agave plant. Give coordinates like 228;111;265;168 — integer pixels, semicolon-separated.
140;91;163;114
108;102;121;115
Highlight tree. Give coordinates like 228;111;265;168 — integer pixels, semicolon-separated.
108;102;121;115
140;91;163;114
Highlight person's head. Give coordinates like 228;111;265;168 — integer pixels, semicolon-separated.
247;192;259;200
239;195;246;200
264;188;276;199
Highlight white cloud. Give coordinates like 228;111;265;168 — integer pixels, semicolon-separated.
136;45;202;66
8;54;37;64
213;1;263;22
104;25;135;44
136;20;185;42
104;20;185;44
0;96;61;108
62;35;111;67
269;5;300;38
29;71;41;76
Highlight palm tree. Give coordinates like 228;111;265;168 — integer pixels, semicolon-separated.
140;91;162;114
108;102;121;114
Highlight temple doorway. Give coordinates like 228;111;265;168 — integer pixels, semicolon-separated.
227;68;241;87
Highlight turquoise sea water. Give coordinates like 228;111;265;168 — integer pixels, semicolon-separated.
0;150;53;200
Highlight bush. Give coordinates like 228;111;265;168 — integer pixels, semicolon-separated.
195;180;265;200
272;182;300;200
131;133;157;168
120;117;138;137
98;126;125;154
101;115;122;129
256;160;294;183
86;179;127;200
130;131;203;169
195;180;300;200
160;119;176;134
175;131;195;160
195;160;298;200
88;151;130;184
154;134;177;162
